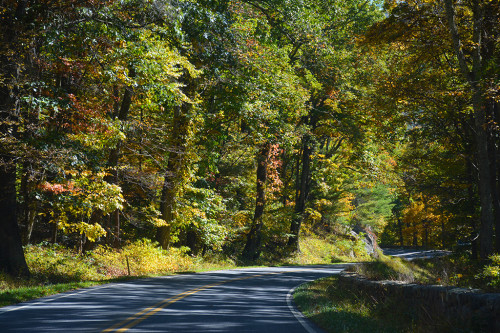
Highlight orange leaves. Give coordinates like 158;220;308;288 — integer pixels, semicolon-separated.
266;143;283;199
38;181;79;195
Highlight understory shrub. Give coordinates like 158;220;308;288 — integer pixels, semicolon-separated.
91;239;195;277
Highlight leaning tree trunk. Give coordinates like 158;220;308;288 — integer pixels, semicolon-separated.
287;134;313;252
242;142;271;261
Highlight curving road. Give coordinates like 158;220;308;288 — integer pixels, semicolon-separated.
0;265;347;332
382;248;451;260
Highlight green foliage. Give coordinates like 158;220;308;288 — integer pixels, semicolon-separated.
24;242;105;283
175;187;229;253
351;185;395;233
481;254;500;289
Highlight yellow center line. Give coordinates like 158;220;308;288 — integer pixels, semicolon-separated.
102;269;317;332
102;274;270;332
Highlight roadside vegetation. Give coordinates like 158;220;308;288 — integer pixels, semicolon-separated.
349;249;500;292
295;249;500;333
2;3;500;332
294;276;409;333
0;235;368;307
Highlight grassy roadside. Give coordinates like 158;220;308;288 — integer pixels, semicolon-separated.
349;249;500;292
294;276;410;333
1;235;368;307
294;250;500;333
0;240;236;307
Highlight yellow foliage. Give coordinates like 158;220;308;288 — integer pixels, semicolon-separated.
401;194;450;247
92;239;195;277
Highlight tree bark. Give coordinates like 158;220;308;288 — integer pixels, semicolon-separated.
444;0;494;258
397;218;404;246
494;102;500;252
487;101;500;252
287;134;313;251
0;0;30;277
104;67;135;247
156;107;186;249
466;156;479;259
242;142;270;261
156;74;195;250
0;158;30;276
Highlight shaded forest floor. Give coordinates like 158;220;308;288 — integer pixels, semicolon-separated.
0;235;369;307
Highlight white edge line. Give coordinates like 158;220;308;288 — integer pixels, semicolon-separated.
0;273;186;316
0;283;120;315
286;284;323;333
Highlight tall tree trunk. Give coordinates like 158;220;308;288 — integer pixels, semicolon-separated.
397;218;404;246
104;67;135;247
287;134;313;251
0;159;30;276
0;0;30;277
466;157;479;259
493;101;500;252
156;105;190;249
242;142;270;261
423;219;429;250
157;153;177;249
23;201;38;245
487;101;500;252
445;0;494;258
474;92;495;258
156;74;196;250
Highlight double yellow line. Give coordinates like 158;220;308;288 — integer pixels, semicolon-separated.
102;272;284;332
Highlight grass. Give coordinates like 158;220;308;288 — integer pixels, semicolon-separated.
294;276;411;333
349;249;500;292
347;248;431;283
256;233;371;266
1;239;237;308
1;235;367;307
0;279;103;307
295;249;500;333
285;234;371;265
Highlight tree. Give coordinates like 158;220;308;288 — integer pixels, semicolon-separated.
443;0;496;257
365;0;500;257
0;0;33;276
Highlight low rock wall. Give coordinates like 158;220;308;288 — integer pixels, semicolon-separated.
338;272;500;332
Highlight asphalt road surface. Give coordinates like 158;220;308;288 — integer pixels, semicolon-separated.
382;248;451;260
0;265;348;332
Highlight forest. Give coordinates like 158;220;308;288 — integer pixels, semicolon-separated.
1;0;499;278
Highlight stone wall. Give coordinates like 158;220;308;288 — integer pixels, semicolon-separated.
338;272;500;332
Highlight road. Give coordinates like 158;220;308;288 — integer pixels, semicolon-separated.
382;248;451;260
0;265;347;332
